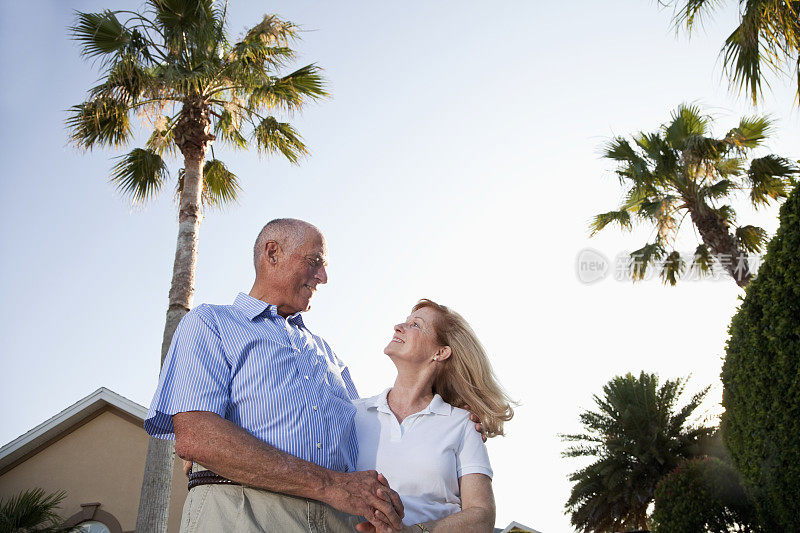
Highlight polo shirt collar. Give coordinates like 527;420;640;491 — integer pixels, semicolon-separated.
233;292;306;326
370;388;452;416
427;393;452;415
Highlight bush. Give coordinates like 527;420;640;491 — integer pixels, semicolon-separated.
651;457;759;533
721;183;800;530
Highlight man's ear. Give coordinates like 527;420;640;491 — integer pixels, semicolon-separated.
435;345;452;362
265;241;281;266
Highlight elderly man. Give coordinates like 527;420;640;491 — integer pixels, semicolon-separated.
144;218;403;533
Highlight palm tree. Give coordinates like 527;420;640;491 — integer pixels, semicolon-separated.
561;372;713;532
660;0;800;105
67;2;327;531
0;488;67;533
590;104;796;287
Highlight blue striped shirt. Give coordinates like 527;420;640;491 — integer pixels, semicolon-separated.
144;292;360;472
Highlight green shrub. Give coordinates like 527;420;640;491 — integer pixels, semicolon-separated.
721;183;800;530
651;457;759;533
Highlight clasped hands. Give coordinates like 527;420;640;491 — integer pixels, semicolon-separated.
329;470;404;533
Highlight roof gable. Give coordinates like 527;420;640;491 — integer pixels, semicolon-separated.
0;388;147;473
499;521;543;533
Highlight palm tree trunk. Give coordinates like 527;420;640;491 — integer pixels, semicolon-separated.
135;99;211;533
687;202;752;287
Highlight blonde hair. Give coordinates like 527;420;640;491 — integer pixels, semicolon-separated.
414;299;515;437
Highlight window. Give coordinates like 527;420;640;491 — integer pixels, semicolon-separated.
74;521;112;533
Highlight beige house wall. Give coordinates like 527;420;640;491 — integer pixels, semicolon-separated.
0;408;188;532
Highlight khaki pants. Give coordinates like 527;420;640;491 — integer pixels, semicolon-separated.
180;483;360;533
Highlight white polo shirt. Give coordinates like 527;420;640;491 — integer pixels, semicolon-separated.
353;389;493;526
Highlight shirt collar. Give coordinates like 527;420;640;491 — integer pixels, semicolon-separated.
233;292;276;321
369;388;451;416
233;292;306;326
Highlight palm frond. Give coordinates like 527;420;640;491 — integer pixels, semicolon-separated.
690;243;715;278
230;41;295;71
670;0;723;30
624;190;678;242
589;209;632;236
253;116;307;164
721;14;767;105
248;64;328;112
621;186;649;210
735;225;768;254
635;195;678;221
70;10;132;64
716;204;737;225
747;155;796;206
635;133;682;186
242;14;301;47
664;104;708;147
67;97;132;150
228;15;300;71
145;115;178;157
109;148;168;204
91;56;154;104
715;157;744;177
0;488;66;532
603;137;640;163
629;242;666;281
212;109;248;150
604;138;656;188
660;250;686;286
147;0;226;72
725;115;772;150
177;158;241;208
699;179;734;201
148;0;218;42
633;132;664;159
681;134;726;165
202;159;240;206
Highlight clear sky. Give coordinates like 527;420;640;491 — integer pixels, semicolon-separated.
2;1;799;531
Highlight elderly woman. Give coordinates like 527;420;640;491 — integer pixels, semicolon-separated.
354;299;514;533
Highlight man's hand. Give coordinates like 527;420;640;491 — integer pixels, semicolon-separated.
468;411;487;442
324;470;404;533
182;459;193;477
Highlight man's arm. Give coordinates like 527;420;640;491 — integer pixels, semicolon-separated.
173;411;404;532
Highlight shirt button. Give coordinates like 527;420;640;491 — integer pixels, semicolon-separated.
304;375;309;380
316;443;321;449
312;405;317;411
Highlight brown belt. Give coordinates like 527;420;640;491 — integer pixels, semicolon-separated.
187;470;241;490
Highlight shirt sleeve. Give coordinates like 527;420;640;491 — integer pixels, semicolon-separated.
143;306;231;440
340;366;360;400
456;418;493;479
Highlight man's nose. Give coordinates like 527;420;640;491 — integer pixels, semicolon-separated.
394;323;403;333
316;265;328;284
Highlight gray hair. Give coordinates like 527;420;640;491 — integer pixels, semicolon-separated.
253;218;319;270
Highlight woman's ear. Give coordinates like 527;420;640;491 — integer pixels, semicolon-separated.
434;345;452;362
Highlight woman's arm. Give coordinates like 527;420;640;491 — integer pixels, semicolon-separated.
409;473;495;533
